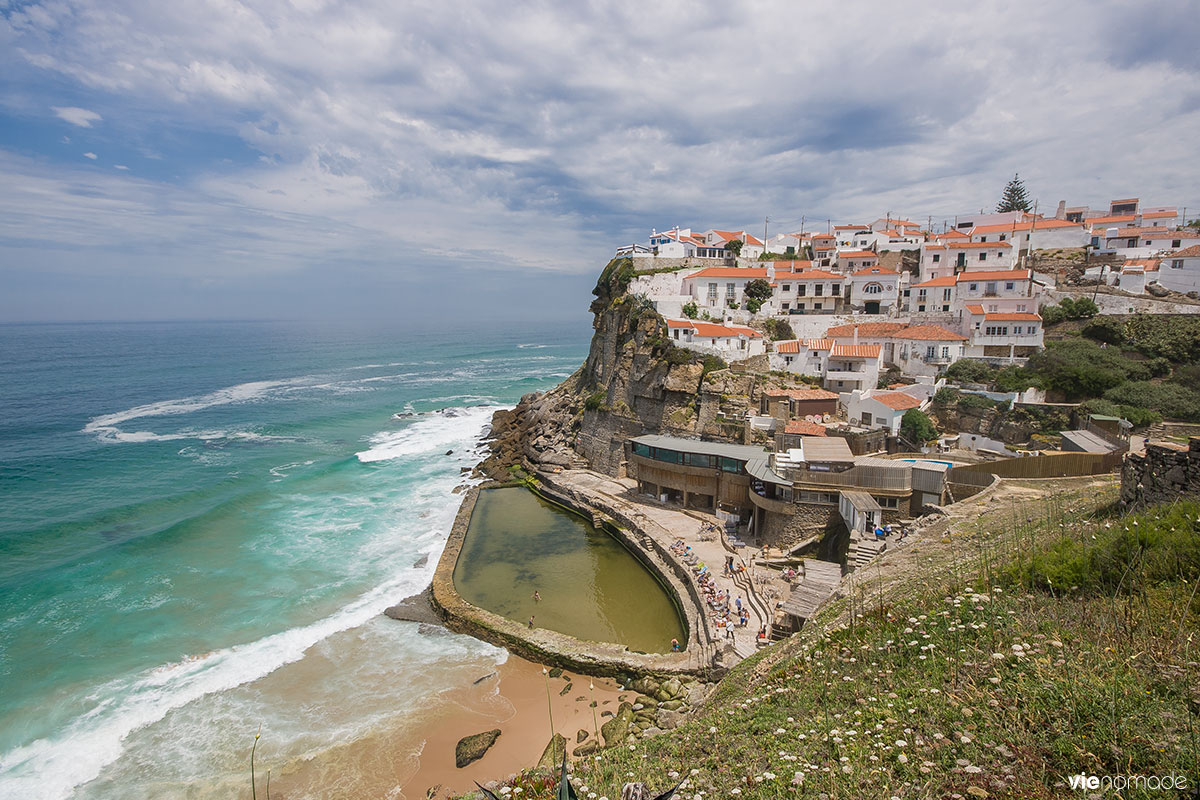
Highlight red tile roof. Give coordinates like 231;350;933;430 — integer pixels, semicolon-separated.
971;223;1025;235
1141;210;1178;219
838;250;879;259
965;304;985;315
984;313;1041;322
685;267;770;279
1031;219;1085;229
1167;245;1200;258
912;275;957;287
1104;227;1200;240
784;419;827;436
775;269;844;281
956;268;1031;281
890;325;966;341
1087;214;1137;226
830;344;882;359
688;321;761;338
947;241;1012;249
805;338;834;350
852;266;898;277
763;388;840;400
872;391;923;411
825;322;908;338
775;340;802;353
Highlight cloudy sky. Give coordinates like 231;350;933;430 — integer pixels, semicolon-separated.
2;0;1198;323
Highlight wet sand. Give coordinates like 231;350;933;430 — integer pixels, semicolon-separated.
404;656;624;799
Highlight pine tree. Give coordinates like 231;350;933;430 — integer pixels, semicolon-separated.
996;173;1032;213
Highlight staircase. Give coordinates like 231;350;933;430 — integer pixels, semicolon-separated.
848;537;887;571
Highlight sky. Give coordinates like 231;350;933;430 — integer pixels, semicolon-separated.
1;0;1199;323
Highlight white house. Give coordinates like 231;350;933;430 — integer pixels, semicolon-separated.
836;250;879;274
770;339;828;375
953;269;1037;315
962;306;1043;361
833;225;875;251
1156;245;1200;294
666;319;765;360
823;344;883;393
843;389;925;435
848;266;902;314
1101;227;1200;259
769;266;845;315
948;241;1016;270
681;267;773;311
1116;260;1157;295
907;274;956;313
811;234;836;267
704;229;766;260
890;325;968;378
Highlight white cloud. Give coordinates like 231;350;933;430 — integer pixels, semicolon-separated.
113;164;128;170
82;152;97;159
52;106;102;127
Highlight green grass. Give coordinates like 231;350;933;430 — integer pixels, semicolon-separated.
463;486;1200;799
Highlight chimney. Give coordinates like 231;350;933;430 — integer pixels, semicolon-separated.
853;326;859;345
1055;201;1066;220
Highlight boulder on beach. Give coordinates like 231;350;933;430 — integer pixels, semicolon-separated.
536;733;567;770
455;729;501;768
601;701;634;748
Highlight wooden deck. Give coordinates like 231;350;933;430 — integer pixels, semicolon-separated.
779;559;843;622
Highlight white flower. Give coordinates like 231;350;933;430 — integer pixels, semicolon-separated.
895;739;907;747
897;753;909;764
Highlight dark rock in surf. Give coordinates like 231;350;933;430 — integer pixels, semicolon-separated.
455;729;501;768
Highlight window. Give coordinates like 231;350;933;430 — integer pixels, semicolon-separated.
719;457;742;473
918;289;927;298
1172;259;1184;269
941;346;950;358
1017;304;1026;312
925;345;935;358
798;284;807;296
815;284;824;296
814;303;823;310
979;252;987;261
999;234;1007;241
782;302;790;310
943;288;952;301
707;283;717;301
932;254;941;263
1173;240;1182;248
917;305;926;312
863;283;883;295
876;496;900;509
782;284;791;292
684;452;715;468
726;282;735;298
875;416;888;425
979;236;987;242
1005;282;1015;290
984;326;1009;336
784;355;793;363
968;283;978;291
986;282;997;294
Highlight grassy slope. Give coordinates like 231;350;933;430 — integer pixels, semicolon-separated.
469;479;1200;799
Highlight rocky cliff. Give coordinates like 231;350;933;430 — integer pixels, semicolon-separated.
478;258;785;479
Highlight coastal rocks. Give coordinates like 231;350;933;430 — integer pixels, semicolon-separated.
455;729;501;768
574;738;599;756
383;587;442;625
600;701;635;748
536;733;567;770
576;729;589;743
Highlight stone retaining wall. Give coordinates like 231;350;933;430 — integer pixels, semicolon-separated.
430;482;716;679
1120;438;1200;506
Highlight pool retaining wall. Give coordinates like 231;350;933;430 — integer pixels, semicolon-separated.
431;481;719;679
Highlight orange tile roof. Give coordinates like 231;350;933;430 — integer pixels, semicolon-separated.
775;340;802;354
784;419;827;436
833;224;870;230
767;260;815;270
1104;227;1200;239
947;241;1012;249
971;223;1025;235
1087;215;1137;226
872;391;923;411
811;234;835;240
984;313;1041;322
965;304;985;314
891;325;966;342
688;321;761;338
805;338;834;350
923;244;946;250
825;322;908;338
838;250;878;259
763;388;840;400
775;268;844;281
852;266;897;277
1123;258;1160;270
685;267;770;279
666;319;695;328
912;275;957;287
1141;210;1178;219
1168;245;1200;258
1031;219;1085;229
830;344;882;359
956;268;1031;281
936;230;970;239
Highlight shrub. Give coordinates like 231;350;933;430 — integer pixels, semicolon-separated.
1124;314;1200;362
1102;381;1200;422
1081;317;1125;345
932;387;960;405
900;409;938;444
745;297;764;314
993;364;1038;392
1078;398;1161;429
584;391;605;411
700;354;727;378
1039;303;1066;325
681;301;698;319
762;318;795;341
744;279;773;302
943;359;994;385
664;346;692;366
957;392;995;411
1024;339;1149;400
1169;364;1200;389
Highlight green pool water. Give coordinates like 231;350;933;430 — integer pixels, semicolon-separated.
454;487;686;653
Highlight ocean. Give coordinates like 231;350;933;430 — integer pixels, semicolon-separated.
0;319;592;799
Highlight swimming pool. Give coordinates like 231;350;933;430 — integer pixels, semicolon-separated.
900;458;956;468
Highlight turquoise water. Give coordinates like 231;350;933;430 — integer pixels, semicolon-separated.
455;488;685;653
0;320;590;799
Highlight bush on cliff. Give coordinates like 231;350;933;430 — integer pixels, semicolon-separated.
899;409;937;444
762;318;795;341
1102;380;1200;422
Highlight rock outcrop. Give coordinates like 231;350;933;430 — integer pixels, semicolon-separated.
455;729;501;768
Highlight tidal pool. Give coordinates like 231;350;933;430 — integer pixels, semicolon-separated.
454;487;686;653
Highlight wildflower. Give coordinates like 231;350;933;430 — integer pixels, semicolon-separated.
897;753;908;764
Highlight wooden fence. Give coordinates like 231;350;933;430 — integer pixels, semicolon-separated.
947;450;1124;482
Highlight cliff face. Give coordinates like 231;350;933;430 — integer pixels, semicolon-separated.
479;258;765;479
